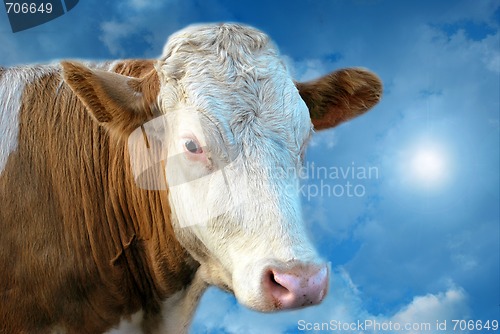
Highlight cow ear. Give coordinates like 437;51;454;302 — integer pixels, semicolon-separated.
61;61;159;134
296;68;382;130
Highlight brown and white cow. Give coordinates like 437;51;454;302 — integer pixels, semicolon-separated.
0;24;382;333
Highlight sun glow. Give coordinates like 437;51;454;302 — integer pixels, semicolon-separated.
412;148;446;183
401;140;453;192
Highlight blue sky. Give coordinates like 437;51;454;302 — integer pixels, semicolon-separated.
1;0;498;333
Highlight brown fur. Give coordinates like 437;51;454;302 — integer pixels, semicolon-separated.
296;68;382;130
0;60;197;334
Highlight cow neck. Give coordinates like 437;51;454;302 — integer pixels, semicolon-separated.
91;60;198;313
104;132;197;303
49;90;198;321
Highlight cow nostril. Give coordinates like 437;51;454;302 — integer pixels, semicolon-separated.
267;270;288;292
269;271;277;283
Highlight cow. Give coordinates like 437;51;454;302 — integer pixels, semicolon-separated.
0;23;382;333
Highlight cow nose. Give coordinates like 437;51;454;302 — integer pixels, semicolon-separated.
264;264;329;309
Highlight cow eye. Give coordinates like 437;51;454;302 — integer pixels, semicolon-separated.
184;139;203;154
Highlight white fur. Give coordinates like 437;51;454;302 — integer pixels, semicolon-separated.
0;69;24;174
50;325;66;334
155;24;320;311
103;270;207;334
0;65;60;174
105;310;144;334
157;268;208;334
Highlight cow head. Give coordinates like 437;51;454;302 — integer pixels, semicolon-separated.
62;24;381;312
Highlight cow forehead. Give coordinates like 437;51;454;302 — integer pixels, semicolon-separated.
158;24;312;152
161;23;270;63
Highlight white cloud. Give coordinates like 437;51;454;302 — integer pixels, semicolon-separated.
284;54;338;82
308;129;338;149
99;21;137;56
127;0;168;11
434;0;500;26
480;33;500;73
191;268;470;334
97;2;184;57
389;288;469;334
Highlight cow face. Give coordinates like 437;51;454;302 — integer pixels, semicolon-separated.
62;24;382;312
